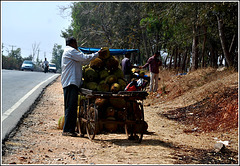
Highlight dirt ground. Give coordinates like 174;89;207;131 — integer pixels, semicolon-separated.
2;68;239;164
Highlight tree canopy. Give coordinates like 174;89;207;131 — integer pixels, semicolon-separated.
61;2;238;71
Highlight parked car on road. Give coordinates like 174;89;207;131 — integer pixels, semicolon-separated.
48;63;57;73
21;60;34;71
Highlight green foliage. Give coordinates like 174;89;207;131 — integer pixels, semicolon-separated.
51;44;63;71
2;48;23;70
60;2;238;69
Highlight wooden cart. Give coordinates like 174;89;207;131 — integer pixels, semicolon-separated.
77;88;148;143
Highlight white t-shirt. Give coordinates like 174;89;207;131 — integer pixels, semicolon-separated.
61;46;99;88
43;60;49;68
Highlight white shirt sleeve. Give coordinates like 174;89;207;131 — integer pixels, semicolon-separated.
69;48;99;65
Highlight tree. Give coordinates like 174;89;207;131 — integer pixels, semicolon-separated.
59;2;238;70
51;44;63;71
31;42;40;63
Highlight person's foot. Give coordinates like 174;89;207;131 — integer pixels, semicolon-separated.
62;132;77;137
128;135;135;140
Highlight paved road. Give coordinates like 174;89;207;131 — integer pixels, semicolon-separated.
1;70;60;141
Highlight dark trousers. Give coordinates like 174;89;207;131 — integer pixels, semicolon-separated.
63;84;78;133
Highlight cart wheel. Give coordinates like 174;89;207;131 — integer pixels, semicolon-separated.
86;103;98;140
77;108;86;137
77;99;87;137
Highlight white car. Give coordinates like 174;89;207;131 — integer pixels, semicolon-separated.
21;60;34;71
48;63;57;73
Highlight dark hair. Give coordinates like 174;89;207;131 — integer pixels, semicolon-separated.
125;52;131;57
66;37;76;46
155;51;160;55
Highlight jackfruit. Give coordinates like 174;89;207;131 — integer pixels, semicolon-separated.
105;75;117;85
109;97;126;109
99;69;109;80
86;82;98;90
113;68;124;78
90;57;105;71
99;47;110;60
84;67;99;82
117;110;126;121
106;107;115;117
97;81;109;92
95;98;108;109
106;56;119;71
110;83;121;93
104;117;118;132
118;78;127;91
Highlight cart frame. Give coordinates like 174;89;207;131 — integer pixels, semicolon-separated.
77;88;148;143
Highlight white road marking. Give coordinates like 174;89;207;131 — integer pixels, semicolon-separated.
2;74;58;122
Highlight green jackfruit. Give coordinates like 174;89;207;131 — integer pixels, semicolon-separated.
113;68;124;78
97;81;109;92
84;67;98;82
99;69;109;80
118;78;127;91
105;75;117;85
86;82;98;90
106;56;119;71
90;57;105;71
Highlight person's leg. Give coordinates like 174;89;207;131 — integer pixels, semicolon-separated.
153;73;159;92
63;84;78;135
149;72;154;92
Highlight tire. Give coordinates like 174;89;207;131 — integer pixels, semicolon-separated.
86;103;98;140
77;100;87;137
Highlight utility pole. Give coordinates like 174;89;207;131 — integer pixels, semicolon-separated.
37;49;40;60
9;45;16;57
1;43;4;56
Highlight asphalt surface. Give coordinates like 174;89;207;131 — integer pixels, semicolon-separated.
1;70;60;141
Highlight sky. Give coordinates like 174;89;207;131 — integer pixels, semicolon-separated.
1;1;72;62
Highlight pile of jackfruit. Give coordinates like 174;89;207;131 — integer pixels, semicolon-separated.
81;47;127;93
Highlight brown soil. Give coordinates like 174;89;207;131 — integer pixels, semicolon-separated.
2;67;239;164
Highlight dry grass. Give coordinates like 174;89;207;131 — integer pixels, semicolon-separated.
148;67;238;133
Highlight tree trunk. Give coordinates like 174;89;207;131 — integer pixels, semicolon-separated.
142;30;149;63
216;14;233;67
201;25;207;68
164;54;168;68
191;25;199;71
182;50;187;72
174;47;178;69
209;41;218;68
177;50;181;69
169;48;174;69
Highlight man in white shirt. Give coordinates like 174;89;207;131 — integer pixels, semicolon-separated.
61;37;106;137
43;58;49;73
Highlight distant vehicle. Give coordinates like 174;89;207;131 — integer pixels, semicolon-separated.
21;60;34;71
48;63;57;73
